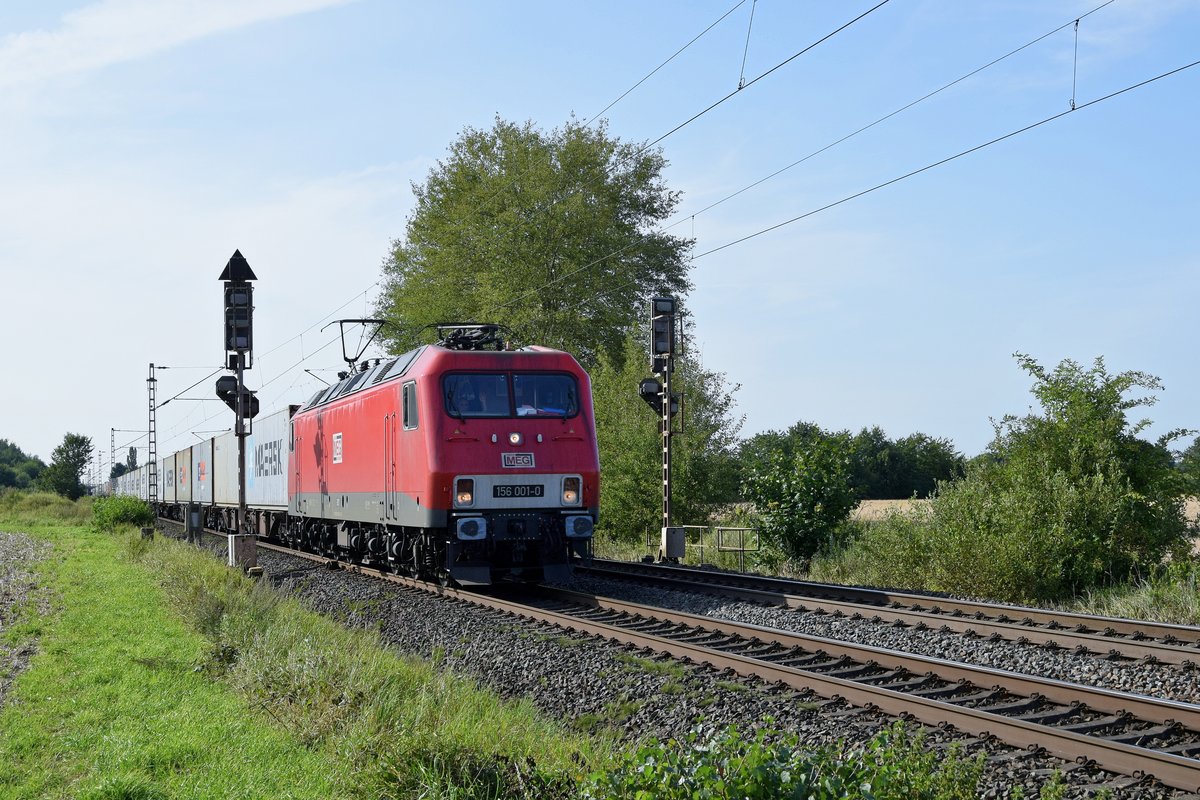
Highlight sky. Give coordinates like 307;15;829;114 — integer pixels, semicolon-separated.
0;0;1196;476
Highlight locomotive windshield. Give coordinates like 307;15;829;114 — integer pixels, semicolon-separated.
443;372;578;419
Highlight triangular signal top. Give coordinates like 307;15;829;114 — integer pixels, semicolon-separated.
219;249;257;281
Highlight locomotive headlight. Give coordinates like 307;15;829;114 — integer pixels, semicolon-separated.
455;478;474;507
561;476;581;506
508;431;523;446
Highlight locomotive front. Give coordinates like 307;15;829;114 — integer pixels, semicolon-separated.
429;346;599;583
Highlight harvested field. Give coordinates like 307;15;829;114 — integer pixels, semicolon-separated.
851;499;925;521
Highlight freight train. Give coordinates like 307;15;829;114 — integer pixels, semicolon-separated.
114;325;598;584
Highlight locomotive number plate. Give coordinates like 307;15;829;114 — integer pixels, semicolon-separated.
502;452;535;468
493;484;544;498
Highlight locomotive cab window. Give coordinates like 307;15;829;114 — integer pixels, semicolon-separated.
444;373;510;418
402;381;418;429
513;373;578;418
442;372;579;419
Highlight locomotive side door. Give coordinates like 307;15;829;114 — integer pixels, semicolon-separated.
383;411;397;522
292;421;302;515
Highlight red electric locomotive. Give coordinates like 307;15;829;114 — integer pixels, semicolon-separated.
285;325;598;584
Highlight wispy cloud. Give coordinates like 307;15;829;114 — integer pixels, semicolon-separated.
0;0;355;89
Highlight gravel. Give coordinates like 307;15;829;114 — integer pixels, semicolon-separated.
0;531;50;711
162;525;1196;797
564;572;1200;705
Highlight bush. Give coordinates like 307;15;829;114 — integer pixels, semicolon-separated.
581;721;983;799
741;429;856;564
810;355;1196;603
92;495;155;531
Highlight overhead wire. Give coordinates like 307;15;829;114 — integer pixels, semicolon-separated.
691;57;1200;260
483;0;1123;315
669;0;1116;225
211;0;753;402
278;1;889;359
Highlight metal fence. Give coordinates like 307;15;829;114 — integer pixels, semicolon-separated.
646;524;762;572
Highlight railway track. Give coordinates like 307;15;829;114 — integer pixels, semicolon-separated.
583;558;1200;666
167;525;1200;794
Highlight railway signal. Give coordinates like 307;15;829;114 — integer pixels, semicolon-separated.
218;249;258;573
215;375;260;419
648;297;684;562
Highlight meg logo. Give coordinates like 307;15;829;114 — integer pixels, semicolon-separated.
502;453;534;468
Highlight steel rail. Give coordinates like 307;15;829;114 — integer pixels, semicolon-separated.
524;588;1200;792
535;586;1200;729
587;559;1200;652
176;528;1200;791
582;564;1200;666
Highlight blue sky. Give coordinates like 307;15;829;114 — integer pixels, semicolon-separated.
0;0;1196;473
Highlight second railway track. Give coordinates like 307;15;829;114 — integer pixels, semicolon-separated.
582;558;1200;665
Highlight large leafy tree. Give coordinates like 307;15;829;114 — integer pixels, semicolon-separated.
377;116;692;368
39;433;93;500
0;438;46;489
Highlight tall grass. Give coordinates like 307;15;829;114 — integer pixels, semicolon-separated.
0;488;92;525
1070;561;1200;625
131;533;605;798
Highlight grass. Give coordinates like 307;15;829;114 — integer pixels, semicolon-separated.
1069;564;1200;625
0;514;348;798
614;651;687;678
0;493;608;799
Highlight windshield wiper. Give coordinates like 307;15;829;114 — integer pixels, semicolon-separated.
446;389;465;422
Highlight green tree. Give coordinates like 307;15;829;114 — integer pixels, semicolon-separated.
39;433;93;500
741;425;855;564
836;355;1195;602
376;116;692;368
892;432;964;498
1176;436;1200;495
592;332;742;543
0;438;46;489
844;427;964;499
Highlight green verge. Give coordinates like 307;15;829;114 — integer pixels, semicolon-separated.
0;496;606;799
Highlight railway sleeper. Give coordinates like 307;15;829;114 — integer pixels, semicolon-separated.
1015;707;1086;726
1057;714;1131;735
1103;723;1182;746
976;696;1049;716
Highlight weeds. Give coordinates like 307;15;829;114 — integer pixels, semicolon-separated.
581;720;984;799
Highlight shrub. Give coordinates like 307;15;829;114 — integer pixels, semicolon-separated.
92;495;155;531
741;429;856;564
581;720;983;799
811;355;1196;603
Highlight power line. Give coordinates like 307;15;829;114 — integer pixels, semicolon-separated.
692;57;1200;261
483;0;1124;314
644;0;892;153
669;0;1117;226
391;2;893;324
586;0;748;127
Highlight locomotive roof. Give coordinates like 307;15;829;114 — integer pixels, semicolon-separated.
297;343;576;413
